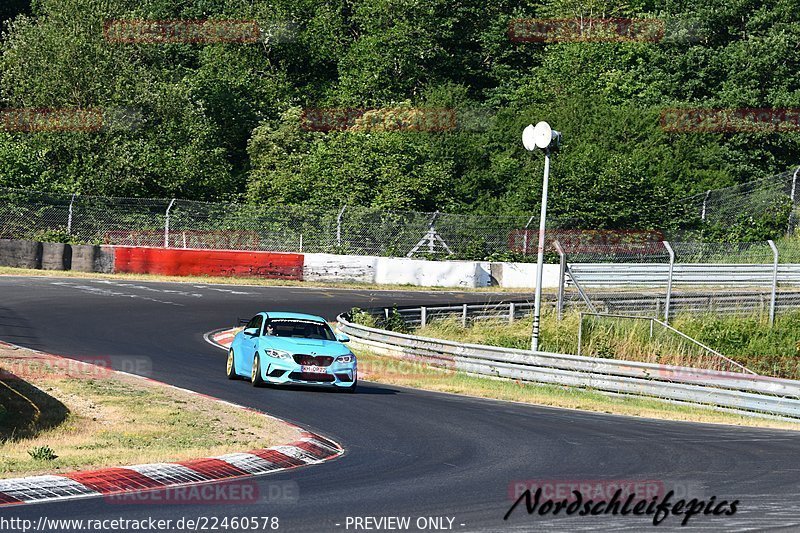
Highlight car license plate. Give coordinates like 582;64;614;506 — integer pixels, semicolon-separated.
300;365;327;374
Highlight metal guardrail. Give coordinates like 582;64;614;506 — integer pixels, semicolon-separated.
569;263;800;287
338;308;800;420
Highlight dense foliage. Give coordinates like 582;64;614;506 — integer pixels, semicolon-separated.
1;0;799;239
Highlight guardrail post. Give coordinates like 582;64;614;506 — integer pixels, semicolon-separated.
768;239;779;326
554;240;566;320
164;198;176;248
420;306;427;328
663;241;675;324
462;304;468;327
509;302;515;324
67;193;77;235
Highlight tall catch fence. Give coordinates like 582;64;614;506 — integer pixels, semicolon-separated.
0;187;580;258
682;167;800;235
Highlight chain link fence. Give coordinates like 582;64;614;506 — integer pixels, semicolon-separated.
0;187;584;258
681;167;800;236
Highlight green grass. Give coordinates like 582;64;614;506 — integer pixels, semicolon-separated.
0;346;298;478
414;310;800;379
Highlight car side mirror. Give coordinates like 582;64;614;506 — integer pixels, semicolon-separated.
336;333;350;343
243;327;259;337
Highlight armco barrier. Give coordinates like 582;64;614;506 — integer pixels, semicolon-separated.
113;246;304;279
337;311;800;419
570;263;800;287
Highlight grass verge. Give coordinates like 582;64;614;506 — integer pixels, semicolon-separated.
0;343;298;479
354;350;800;431
0;266;529;293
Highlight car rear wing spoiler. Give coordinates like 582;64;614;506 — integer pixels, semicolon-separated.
235;313;269;327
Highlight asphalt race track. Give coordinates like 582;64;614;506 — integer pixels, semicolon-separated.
1;276;799;532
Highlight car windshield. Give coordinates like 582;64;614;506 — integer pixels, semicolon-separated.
266;319;336;341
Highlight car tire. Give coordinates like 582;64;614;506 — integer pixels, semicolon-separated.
344;377;357;393
226;349;238;380
251;353;265;387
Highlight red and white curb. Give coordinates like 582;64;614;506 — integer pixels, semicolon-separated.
206;327;241;350
0;341;343;507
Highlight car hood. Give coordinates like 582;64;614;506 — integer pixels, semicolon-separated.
258;336;351;356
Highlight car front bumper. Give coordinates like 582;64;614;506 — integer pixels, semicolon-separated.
261;359;357;388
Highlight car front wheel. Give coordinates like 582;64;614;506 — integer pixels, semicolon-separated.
251;353;265;387
226;349;238;380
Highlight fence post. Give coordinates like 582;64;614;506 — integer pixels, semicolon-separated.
701;190;711;221
420;306;427;327
789;167;800;234
509;302;515;324
462;304;468;327
522;215;535;255
768;239;779;326
663;241;675;324
67;193;77;235
164;198;176;248
554;240;566;320
336;205;346;248
577;312;584;356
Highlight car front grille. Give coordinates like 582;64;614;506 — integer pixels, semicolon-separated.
289;372;335;382
292;354;334;366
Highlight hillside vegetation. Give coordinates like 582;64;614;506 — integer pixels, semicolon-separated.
1;0;799;239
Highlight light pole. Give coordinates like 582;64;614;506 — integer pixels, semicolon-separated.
523;121;561;351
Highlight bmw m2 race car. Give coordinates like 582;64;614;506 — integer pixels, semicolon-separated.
226;312;357;392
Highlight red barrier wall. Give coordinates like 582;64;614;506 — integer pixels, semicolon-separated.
113;247;304;280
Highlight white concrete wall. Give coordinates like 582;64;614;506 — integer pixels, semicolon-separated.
493;262;560;288
374;257;486;288
303;253;561;289
303;253;377;283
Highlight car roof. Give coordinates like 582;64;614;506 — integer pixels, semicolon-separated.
260;311;327;323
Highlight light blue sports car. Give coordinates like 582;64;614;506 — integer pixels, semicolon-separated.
226;312;357;392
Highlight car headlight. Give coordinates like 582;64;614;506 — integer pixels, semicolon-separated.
336;354;355;364
265;349;292;360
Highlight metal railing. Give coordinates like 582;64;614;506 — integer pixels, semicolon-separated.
338;309;800;419
556;240;800;323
